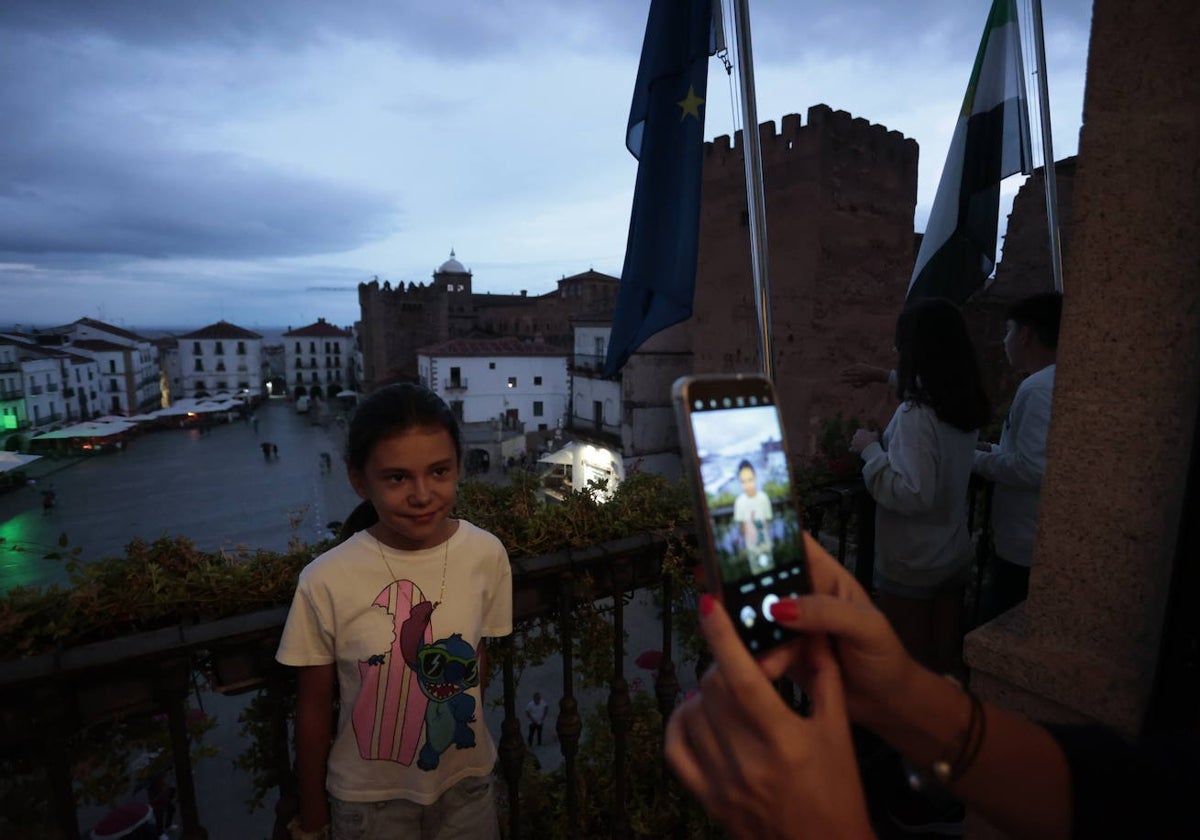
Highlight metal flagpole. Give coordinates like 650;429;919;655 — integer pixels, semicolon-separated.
1029;0;1064;293
730;0;774;379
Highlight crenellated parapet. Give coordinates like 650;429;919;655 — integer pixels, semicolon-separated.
705;102;918;171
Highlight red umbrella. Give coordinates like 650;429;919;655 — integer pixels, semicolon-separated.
635;649;663;670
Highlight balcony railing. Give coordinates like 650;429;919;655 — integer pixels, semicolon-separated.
0;387;24;400
444;377;468;391
0;360;19;372
567;414;621;437
29;385;44;395
46;383;60;392
569;353;609;375
0;483;887;840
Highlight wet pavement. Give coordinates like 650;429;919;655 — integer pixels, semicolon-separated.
0;398;361;592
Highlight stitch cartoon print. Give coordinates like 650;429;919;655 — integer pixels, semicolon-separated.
352;579;479;771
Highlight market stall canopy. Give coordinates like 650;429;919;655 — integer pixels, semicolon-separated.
0;451;41;474
32;421;138;440
538;441;577;466
154;398;239;417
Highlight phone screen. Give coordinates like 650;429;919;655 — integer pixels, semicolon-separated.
682;380;809;652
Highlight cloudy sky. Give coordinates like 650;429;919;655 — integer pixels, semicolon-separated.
0;0;1093;332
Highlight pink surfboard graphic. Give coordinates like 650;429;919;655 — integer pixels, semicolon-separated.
353;579;432;765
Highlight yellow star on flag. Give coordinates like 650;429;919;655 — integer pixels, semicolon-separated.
677;84;704;122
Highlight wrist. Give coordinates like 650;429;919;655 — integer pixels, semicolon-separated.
289;816;331;840
867;663;965;763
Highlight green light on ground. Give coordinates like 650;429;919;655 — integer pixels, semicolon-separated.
0;514;48;591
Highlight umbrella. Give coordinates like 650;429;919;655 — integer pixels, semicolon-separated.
0;451;41;474
635;650;664;670
538;441;577;466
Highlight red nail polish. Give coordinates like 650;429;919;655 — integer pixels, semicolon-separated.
770;599;799;621
698;593;714;617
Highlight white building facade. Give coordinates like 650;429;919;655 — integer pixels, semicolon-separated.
176;321;264;400
59;318;160;415
282;318;356;400
417;338;568;431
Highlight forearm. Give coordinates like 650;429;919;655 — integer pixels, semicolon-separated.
295;667;335;831
872;668;1071;839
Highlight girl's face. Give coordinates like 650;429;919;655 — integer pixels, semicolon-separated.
349;425;460;550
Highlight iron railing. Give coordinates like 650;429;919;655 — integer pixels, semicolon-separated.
0;484;881;839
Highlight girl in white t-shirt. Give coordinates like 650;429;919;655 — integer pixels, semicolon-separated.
277;384;512;840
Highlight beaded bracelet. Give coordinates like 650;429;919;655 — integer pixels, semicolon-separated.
907;676;987;791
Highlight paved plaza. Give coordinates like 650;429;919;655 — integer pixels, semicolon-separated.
0;398;361;592
1;399;694;837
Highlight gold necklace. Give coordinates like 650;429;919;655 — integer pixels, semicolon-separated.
373;527;450;608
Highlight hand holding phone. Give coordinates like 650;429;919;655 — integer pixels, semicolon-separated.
673;374;811;654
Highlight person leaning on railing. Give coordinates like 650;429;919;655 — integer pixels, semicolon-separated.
664;532;1200;839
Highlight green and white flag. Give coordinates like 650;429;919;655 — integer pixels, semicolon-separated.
907;0;1032;304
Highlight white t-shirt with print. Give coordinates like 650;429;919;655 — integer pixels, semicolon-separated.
276;521;512;806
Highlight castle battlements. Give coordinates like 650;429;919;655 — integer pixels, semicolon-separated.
705;103;917;168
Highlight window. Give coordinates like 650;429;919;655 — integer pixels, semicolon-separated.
507;377;516;388
215;341;224;354
538;423;548;431
334;344;341;354
488;362;496;370
295;342;302;354
194;359;204;372
109;360;116;373
237;341;246;355
310;341;316;353
534;376;542;386
295;372;303;384
194;342;202;355
533;401;544;417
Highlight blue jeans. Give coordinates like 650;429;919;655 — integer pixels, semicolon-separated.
330;775;498;840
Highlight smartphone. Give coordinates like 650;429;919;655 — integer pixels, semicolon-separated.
673;374;811;654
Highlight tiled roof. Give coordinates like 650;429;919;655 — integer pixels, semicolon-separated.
415;338;567;358
178;321;263;340
72;339;131;353
559;269;620;284
283;319;352;338
73;317;150;342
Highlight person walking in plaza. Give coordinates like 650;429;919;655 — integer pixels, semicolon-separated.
260;441;272;462
277;383;513;840
524;692;549;746
973;292;1062;621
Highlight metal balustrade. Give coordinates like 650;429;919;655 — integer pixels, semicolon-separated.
0;483;885;839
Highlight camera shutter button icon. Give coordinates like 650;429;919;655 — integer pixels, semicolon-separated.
761;593;780;623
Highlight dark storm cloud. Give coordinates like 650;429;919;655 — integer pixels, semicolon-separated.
0;2;400;261
0;141;397;259
0;0;595;58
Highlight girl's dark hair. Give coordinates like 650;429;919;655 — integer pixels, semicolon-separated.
338;383;462;542
894;298;991;433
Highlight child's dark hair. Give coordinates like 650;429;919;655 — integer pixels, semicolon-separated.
894;298;991;433
737;459;755;475
1006;292;1063;350
337;383;462;541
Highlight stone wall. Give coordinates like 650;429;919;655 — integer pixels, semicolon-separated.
687;104;919;456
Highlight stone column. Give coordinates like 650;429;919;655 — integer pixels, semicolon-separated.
965;0;1200;737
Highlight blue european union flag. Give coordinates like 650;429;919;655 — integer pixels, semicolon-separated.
604;0;713;376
